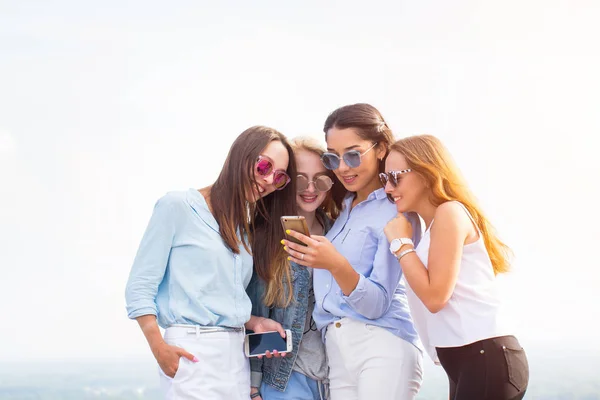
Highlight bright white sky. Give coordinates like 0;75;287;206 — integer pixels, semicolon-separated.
1;0;599;362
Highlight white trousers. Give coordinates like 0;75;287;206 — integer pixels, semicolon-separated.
325;318;423;400
159;326;250;400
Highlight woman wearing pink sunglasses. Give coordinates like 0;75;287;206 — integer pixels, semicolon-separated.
125;126;298;400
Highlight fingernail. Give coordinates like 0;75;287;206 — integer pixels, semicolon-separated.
287;257;291;261
283;246;287;251
286;229;290;234
280;239;285;245
192;356;199;363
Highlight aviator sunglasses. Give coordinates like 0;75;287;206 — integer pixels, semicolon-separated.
321;142;378;170
296;174;334;193
379;169;412;187
255;156;291;190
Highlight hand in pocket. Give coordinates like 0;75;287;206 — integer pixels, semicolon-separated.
154;341;198;378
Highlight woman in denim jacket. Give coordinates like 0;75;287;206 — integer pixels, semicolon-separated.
247;137;339;400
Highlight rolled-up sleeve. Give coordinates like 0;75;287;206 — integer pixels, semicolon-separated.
125;196;178;319
342;229;401;320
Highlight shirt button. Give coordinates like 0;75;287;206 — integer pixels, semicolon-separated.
335;322;341;328
480;350;485;354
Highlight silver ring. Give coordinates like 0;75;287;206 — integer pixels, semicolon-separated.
301;254;305;261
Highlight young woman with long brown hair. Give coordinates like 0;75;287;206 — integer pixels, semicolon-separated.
382;134;529;400
283;104;424;400
125;126;297;400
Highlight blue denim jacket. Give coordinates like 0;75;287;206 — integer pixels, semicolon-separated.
246;214;332;392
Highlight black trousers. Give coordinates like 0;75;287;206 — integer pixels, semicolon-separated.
436;335;529;400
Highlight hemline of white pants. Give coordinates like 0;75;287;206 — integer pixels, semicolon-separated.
158;325;250;400
325;317;423;400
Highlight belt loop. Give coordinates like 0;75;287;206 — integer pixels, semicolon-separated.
195;325;200;337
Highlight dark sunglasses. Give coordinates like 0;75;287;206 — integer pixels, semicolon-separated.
296;174;333;193
379;169;412;187
256;156;291;190
321;142;378;170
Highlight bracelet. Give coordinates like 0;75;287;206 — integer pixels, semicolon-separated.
397;248;416;260
251;392;262;399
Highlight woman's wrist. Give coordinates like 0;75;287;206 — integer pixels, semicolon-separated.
250;390;262;399
245;315;265;331
397;248;417;262
328;254;350;274
149;339;169;359
393;244;415;257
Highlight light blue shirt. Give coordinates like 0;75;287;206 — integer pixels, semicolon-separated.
313;188;423;350
125;189;253;328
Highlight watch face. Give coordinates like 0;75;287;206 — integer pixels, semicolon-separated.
390;239;401;253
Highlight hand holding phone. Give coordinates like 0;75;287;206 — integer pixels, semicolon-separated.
244;330;293;358
281;216;310;246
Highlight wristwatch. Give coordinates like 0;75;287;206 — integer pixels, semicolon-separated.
389;238;414;256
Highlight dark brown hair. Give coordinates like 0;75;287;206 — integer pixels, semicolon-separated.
323;103;395;209
209;126;297;302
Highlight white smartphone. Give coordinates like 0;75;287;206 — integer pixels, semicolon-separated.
244;330;293;358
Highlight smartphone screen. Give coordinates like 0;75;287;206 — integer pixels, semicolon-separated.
247;332;287;356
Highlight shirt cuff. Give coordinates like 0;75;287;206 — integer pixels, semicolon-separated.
342;274;367;305
126;305;158;320
250;370;263;388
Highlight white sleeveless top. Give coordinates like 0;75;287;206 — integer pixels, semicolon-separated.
405;202;511;364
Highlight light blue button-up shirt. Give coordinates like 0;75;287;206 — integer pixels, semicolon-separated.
313;188;423;350
125;188;253;328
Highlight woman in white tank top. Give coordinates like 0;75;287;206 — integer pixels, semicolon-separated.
379;135;529;400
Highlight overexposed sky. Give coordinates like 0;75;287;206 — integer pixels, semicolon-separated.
1;0;599;361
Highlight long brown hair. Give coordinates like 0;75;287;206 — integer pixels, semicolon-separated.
290;136;340;222
323;103;395;210
391;135;512;275
210;126;297;302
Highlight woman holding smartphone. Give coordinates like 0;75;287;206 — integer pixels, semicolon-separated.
283;104;424;400
247;136;339;400
382;135;529;399
125;126;297;400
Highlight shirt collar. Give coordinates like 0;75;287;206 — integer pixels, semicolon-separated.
186;188;220;232
343;187;388;208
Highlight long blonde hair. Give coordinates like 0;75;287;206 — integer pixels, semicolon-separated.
261;136;339;308
391;135;511;275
